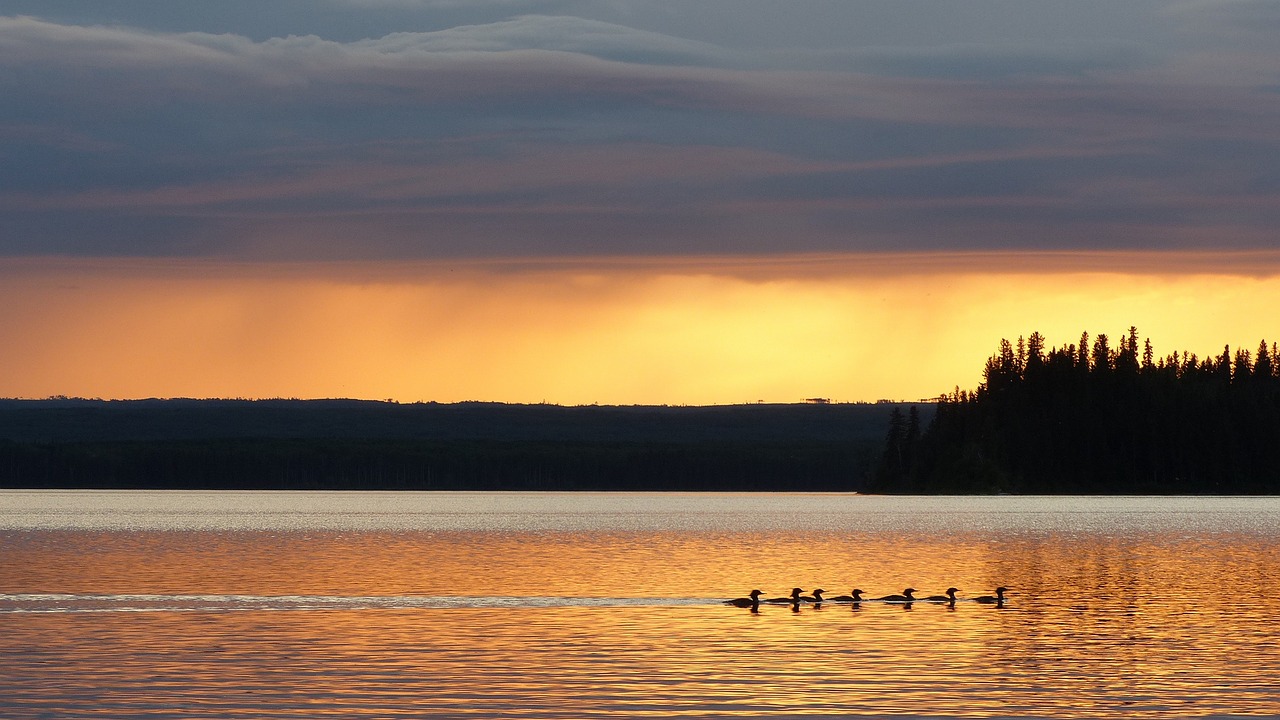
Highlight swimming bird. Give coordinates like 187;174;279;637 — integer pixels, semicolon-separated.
763;588;804;604
974;587;1008;605
724;589;765;609
830;588;865;603
800;588;825;603
877;588;916;602
923;588;959;605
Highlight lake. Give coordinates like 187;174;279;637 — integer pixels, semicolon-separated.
2;491;1278;718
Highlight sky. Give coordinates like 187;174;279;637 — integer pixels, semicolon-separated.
2;1;1279;404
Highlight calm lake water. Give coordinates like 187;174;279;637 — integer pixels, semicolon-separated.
2;491;1279;718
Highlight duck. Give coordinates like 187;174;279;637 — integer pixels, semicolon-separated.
923;588;959;605
724;589;765;609
763;588;804;604
799;588;825;604
876;588;916;602
973;587;1008;604
829;588;865;603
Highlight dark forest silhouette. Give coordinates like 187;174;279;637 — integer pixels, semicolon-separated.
8;329;1279;494
0;401;891;490
874;328;1280;494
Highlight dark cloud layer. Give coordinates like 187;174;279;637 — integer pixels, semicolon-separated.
2;2;1279;260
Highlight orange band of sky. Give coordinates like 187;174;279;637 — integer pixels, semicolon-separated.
4;252;1279;405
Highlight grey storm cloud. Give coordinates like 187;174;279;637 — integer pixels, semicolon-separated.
0;16;763;112
366;15;731;65
1;3;1279;260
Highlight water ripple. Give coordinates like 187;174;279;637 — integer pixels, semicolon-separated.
0;593;722;613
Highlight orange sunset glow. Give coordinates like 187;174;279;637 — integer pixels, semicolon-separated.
4;252;1279;405
5;6;1280;406
9;5;1280;719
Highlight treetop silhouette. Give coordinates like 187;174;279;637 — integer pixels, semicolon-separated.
875;328;1280;494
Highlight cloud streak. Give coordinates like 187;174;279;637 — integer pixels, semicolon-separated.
2;5;1280;260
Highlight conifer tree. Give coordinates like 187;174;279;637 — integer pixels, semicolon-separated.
1091;333;1112;372
1026;331;1046;375
898;327;1280;495
1234;348;1253;383
1254;340;1273;380
1217;345;1233;384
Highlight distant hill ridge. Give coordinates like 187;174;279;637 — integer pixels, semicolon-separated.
0;399;919;490
0;398;904;445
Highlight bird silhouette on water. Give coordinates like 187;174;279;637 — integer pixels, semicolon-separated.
923;588;959;606
973;587;1008;606
724;589;765;610
829;589;864;603
799;589;824;606
763;588;805;605
727;585;1008;611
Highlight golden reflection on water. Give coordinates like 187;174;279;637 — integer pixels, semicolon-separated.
3;526;1280;717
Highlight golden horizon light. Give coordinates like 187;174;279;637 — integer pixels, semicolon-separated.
4;252;1280;406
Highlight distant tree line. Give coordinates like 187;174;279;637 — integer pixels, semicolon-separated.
873;327;1280;494
0;438;872;491
0;396;914;490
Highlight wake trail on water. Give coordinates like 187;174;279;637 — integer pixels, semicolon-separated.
0;593;714;613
